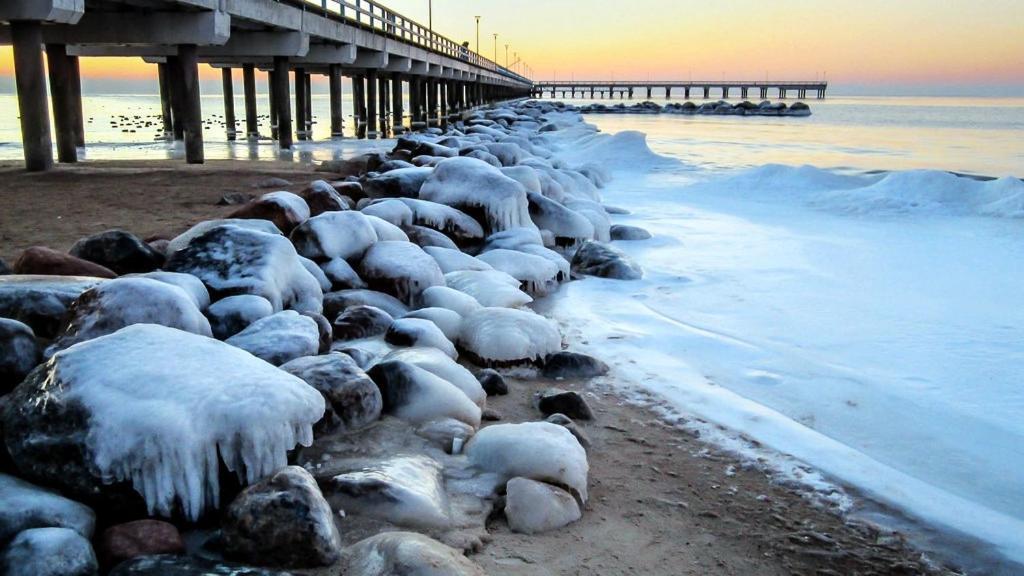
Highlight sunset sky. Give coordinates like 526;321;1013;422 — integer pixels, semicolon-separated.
1;0;1022;95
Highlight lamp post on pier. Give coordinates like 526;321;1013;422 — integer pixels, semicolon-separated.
493;33;498;64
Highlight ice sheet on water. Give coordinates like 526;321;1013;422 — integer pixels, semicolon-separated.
552;130;674;173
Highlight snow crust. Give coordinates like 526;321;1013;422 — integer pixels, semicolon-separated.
459;307;561;364
290;210;379;262
56;324;324;519
443;270;532;309
422;246;494;274
419;157;536;234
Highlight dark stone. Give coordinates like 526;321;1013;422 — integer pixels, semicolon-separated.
1;527;98;576
217;192;255;206
0;473;96;542
541;351;609;380
109;554;290;575
403;225;459;250
206;294;274;340
314;152;388;178
97;520;184;571
301;182;350;216
359;167;433;199
330;181;366;202
376;159;416;172
0;276;104;338
323;289;409;319
609;224;652;241
481;408;502;421
535;388;595;421
280;353;382;433
476;369;508;396
570;241;643;280
331;304;393;341
0;318;41;394
544;413;591;451
300;311;333;353
14;246;117;279
222;466;341;568
0;258;11;275
227;193;308;235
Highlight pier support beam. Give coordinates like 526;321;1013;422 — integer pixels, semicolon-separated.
45;44;77;163
377;74;388;137
12;21;53;171
243;64;258;139
329;64;343;138
365;71;378;139
294;68;307;141
391;75;404;133
171;45;203;164
158;62;173;137
268;69;279;141
304;72;312;138
69;56;84;148
273;56;292;149
221;68;236;141
426;80;437;128
352;75;367;138
438;81;447;128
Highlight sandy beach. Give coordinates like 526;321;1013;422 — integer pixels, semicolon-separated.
0;159;954;576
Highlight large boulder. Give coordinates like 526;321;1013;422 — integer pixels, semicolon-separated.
331;304;394;341
383;347;486;408
0;527;98;576
0;473;95;542
225;310;320;366
289;210;378;263
96;520;184;571
385;318;457;360
419;156;535;235
165;225;323;313
280;353;382;433
222;466;341;568
69;230;165;275
2;324;324;520
458;307;561;366
301;180;351;216
390;198;484;244
338;532;486;576
165;219;282;255
323;289;409;319
477;249;561;297
367;361;482;428
504;477;581;534
205;294;275;340
527;192;595;246
360;167;434;199
443;270;532;309
46;277;212;356
571;241;643;280
358;241;445;306
326;455;450;528
0;276;104;338
13;246;117;278
228;191;310;234
0;318;41;394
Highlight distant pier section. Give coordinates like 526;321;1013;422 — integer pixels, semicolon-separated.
533;81;828;100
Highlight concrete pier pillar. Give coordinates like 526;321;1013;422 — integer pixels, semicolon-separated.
646;87;652;99
243;64;259;139
722;87;730;99
11;22;53;171
69;56;85;147
377;74;388;137
304;72;312;138
167;56;186;141
761;87;768;100
408;78;420;128
221;68;236;141
329;64;343;138
439;81;448;128
391;75;404;133
703;87;710;99
365;71;378;139
294;68;307;141
175;45;204;164
779;88;787;99
426;80;437;128
741;87;749;99
273;56;292;149
45;44;77;163
352;75;367;138
629;87;634;99
158;62;173;137
268;69;279;140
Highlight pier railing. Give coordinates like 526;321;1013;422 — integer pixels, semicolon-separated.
292;0;530;84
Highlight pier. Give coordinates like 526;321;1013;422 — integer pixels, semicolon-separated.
532;81;828;101
0;0;532;171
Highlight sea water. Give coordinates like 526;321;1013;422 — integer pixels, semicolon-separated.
2;92;1024;571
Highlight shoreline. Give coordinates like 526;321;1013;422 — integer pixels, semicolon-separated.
0;157;960;575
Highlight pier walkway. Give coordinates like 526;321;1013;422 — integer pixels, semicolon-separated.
533;81;828;101
1;0;532;171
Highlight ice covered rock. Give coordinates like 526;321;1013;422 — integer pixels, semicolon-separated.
127;271;210;311
383;347;486;408
69;230;165;275
225;310;320;366
389;198;484;243
320;257;367;290
402;307;463;341
367;361;482;427
444;270;532;309
484;142;530;166
386;318;457;359
2;325;324;519
415;418;476;454
501;165;543;194
515;244;571;281
299;255;332;292
358;241;445;306
14;246;116;278
324;289;409;319
361;167;434;199
610;224;652;241
535;388;595;421
459;307;561;366
0;527;98;576
481;227;545;252
301;180;350;216
339;532;486;576
395;137;459;158
463;149;502;167
504;477;581;534
419;157;535;234
0;258;9;275
46;277;213;356
108;555;289;575
97;520;184;571
326;455;450;528
542;351;610;379
563;198;611;242
165;225;323;314
166;218;281;255
477;249;561;297
332;304;394;341
280;353;382;432
222;466;341;568
364;214;410;242
476;369;508;396
206;294;274;340
0;275;103;338
301;311;333;354
228;191;310;234
290;210;378;263
418;286;482;318
545;413;591;452
528;192;596;246
403;224;459;250
466;422;588;503
423;246;494;274
571;241;643;280
316;152;387;178
0;474;95;541
360;198;414;227
0;319;41;393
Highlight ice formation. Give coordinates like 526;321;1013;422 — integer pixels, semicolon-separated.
385;318;458;360
165;218;281;255
459;307;561;365
363;214;410;242
504;477;582;534
476;249;562;297
401;307;463;341
422;246;494;274
383;347;486;408
127;271;211;310
42;324;324;519
205;294;274;340
527;191;596;244
388;198;484;242
299;255;332;292
328;455;451;528
418;286;483;318
225;310;321;366
443;270;532;309
367;361;482;427
320;257;367;290
290;210;379;262
419;157;536;234
360;198;414;227
0;474;96;541
358;241;445;305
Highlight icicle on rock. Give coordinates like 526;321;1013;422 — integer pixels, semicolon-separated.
358;241;445;306
443;271;532;309
458;307;562;366
419;157;536;235
289;210;378;263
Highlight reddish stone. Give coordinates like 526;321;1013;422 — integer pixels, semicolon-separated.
98;519;185;570
228;197;305;234
13;246;117;278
